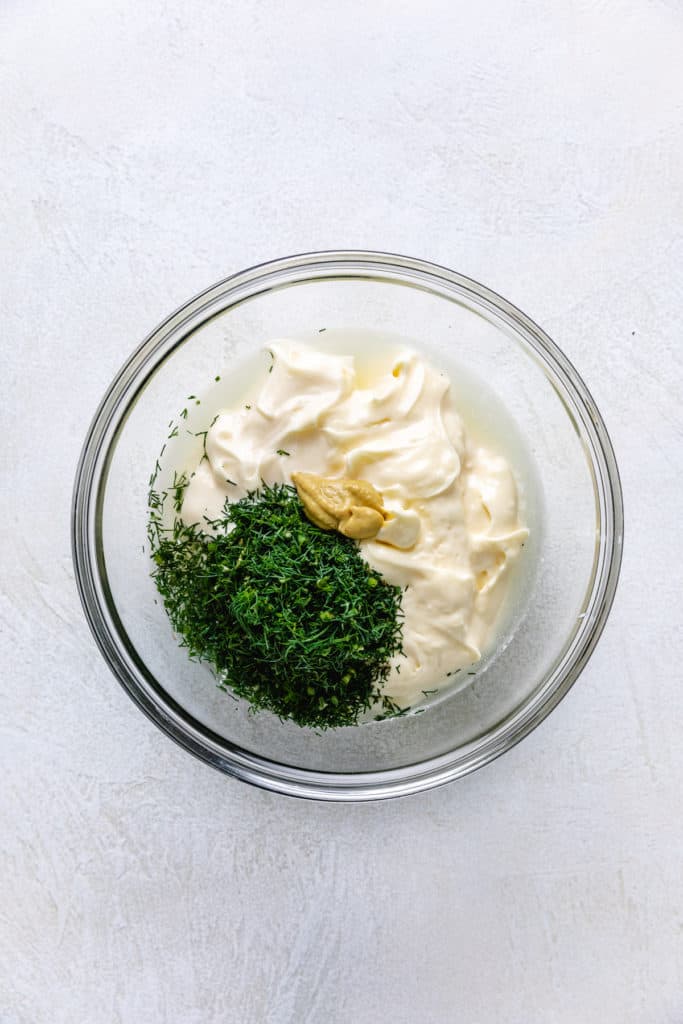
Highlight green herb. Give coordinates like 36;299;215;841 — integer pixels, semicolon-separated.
378;695;410;718
276;449;290;457
194;429;209;461
148;459;161;487
171;471;189;513
150;484;404;729
215;375;221;382
422;688;438;697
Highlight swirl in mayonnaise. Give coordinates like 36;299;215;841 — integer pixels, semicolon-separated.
181;341;528;708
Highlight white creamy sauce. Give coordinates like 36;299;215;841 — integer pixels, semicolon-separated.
181;341;528;708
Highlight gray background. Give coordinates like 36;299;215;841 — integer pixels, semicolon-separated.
2;1;682;1021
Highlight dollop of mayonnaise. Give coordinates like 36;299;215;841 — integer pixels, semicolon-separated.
181;341;528;708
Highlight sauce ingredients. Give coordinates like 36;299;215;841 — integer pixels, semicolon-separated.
180;340;528;709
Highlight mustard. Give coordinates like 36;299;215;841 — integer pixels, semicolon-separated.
292;471;386;540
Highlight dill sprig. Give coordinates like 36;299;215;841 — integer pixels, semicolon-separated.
150;483;404;729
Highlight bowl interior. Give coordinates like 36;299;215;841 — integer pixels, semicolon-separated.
89;260;615;788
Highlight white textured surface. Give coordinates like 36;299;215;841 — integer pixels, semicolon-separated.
2;1;682;1020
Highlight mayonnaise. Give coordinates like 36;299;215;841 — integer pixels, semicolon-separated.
181;341;528;708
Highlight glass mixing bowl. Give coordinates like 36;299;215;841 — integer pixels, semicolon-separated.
72;252;623;801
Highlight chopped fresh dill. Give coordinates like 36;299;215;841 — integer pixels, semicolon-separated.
388;705;410;717
276;449;290;457
194;429;209;460
148;459;161;488
171;471;189;513
149;483;404;729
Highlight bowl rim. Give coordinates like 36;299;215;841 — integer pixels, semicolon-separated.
72;250;624;801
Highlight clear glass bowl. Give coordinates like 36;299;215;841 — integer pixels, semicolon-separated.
72;252;623;801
